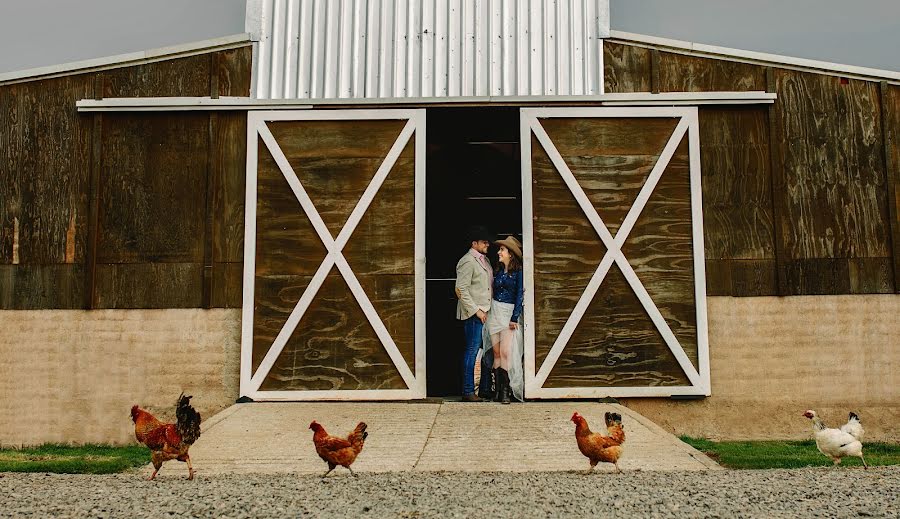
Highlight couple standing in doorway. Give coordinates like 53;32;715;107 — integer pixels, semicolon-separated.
455;226;525;403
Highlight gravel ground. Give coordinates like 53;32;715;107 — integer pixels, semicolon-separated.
2;467;898;518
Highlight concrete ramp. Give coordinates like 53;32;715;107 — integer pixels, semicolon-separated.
182;402;719;476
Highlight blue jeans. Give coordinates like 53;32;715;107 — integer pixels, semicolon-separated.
461;315;484;396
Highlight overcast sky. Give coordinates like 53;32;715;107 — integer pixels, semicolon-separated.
0;0;897;74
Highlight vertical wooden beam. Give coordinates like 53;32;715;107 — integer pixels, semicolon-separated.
84;74;104;308
650;49;661;94
202;112;218;308
766;67;788;296
880;81;900;292
210;52;220;100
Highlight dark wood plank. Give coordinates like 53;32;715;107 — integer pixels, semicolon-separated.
103;54;211;97
0;83;20;264
202;113;218;308
98;113;208;263
544;264;691;388
257;272;408;391
659;52;766;92
882;83;900;292
217;46;253;97
704;259;732;296
93;262;203;308
211;262;243;308
780;258;851;295
268;119;407;237
650;49;660;94
848;257;894;294
85;113;102;308
532;271;593;372
767;68;789;295
602;42;652;93
251;273;315;374
356;274;416;374
0;264;84;309
212;113;246;265
729;259;778;297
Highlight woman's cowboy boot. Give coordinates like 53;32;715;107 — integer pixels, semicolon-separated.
499;369;511;404
494;369;504;402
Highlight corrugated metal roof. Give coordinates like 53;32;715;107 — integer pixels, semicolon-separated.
247;0;610;99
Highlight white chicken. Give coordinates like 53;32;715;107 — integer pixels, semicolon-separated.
803;410;867;469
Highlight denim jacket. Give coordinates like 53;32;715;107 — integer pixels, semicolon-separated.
493;268;524;322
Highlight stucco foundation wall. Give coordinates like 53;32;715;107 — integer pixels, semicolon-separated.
0;309;240;446
621;295;900;441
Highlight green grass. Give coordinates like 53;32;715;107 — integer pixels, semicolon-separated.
0;444;149;474
680;437;900;470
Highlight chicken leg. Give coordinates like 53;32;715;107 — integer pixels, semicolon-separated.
322;462;336;479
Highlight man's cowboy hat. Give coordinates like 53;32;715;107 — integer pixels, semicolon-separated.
466;225;493;244
494;235;523;259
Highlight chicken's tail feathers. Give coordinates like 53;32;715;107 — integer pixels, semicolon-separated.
175;393;202;445
604;412;622;427
848;412;860;423
350;422;368;445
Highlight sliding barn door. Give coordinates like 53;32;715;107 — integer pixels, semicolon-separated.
521;107;710;398
240;110;426;400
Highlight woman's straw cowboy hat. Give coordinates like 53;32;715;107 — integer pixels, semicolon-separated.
494;235;523;260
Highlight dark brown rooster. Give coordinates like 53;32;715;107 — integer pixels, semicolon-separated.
131;393;202;480
309;421;368;478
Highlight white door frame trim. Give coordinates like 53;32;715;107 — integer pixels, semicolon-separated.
521;106;711;398
240;109;427;400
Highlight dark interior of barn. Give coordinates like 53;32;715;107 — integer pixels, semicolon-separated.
425;107;523;397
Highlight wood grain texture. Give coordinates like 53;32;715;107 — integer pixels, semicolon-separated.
699;107;776;296
216;46;253;97
883;84;900;292
268;119;406;237
212;113;247;265
211;262;243;308
0;264;84;309
544;263;691;388
93;263;203;308
531;135;607;274
257;271;407;391
342;140;415;275
658;52;766;92
540;117;677;236
776;70;892;294
103;54;211;97
97;113;208;263
602;42;651;93
254;137;328;276
621;137;698;368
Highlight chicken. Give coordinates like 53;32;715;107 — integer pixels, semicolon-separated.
840;412;864;441
571;411;625;474
803;410;867;469
309;421;368;478
131;393;202;480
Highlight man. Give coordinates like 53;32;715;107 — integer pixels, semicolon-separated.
455;225;493;402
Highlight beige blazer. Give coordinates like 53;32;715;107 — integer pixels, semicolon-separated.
455;251;492;320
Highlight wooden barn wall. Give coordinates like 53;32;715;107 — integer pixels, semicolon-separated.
604;41;899;296
0;46;252;309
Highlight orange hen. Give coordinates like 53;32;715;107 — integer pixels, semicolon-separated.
131;393;202;480
571;411;625;474
309;421;368;478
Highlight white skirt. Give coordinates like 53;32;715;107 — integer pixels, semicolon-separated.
482;299;525;401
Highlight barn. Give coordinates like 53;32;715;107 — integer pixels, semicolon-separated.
1;0;898;445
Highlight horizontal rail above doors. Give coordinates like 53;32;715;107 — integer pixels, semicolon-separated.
75;92;777;112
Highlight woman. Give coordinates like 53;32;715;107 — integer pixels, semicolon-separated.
483;235;525;403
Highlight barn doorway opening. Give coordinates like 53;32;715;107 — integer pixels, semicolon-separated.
425;107;523;397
